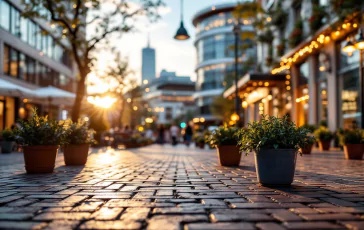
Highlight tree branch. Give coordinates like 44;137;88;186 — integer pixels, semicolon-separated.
45;0;74;35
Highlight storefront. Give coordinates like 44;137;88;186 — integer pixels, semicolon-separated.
270;21;364;131
223;73;286;125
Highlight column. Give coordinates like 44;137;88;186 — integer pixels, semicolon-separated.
308;55;318;124
290;65;300;123
0;38;4;74
325;42;338;131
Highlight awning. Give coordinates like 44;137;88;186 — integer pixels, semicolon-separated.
0;78;34;97
223;73;286;99
34;86;75;98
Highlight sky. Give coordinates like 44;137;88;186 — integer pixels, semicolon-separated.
93;0;236;85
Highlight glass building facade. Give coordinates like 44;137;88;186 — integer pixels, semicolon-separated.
193;3;255;116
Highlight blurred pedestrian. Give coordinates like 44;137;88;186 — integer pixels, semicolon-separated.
185;123;193;146
158;125;165;144
170;123;179;146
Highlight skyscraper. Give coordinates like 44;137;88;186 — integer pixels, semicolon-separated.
141;36;156;85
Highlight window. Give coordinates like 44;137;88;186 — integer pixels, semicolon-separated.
26;57;36;84
10;48;18;77
20;17;28;42
3;45;10;74
19;53;27;80
11;7;20;37
0;0;10;31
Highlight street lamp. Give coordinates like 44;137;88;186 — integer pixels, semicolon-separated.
233;20;241;121
174;0;190;40
342;29;364;128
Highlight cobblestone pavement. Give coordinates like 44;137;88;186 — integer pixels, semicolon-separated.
0;145;364;230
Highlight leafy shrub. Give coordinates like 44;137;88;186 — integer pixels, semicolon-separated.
195;135;205;144
300;124;316;133
66;120;95;145
237;115;314;154
205;126;239;148
1;129;14;141
339;129;364;145
15;108;70;146
314;126;334;141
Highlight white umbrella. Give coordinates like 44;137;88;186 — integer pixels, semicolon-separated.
0;78;34;97
34;86;75;98
34;86;76;119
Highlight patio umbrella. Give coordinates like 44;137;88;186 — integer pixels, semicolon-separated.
34;86;76;119
0;78;34;97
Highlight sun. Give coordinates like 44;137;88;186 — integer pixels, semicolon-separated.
87;96;117;109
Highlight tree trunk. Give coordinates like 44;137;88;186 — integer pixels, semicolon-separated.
119;95;125;128
71;74;86;122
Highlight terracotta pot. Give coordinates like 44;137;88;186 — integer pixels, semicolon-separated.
199;143;205;149
23;146;59;173
319;140;331;151
216;145;241;166
301;143;313;154
64;144;90;165
344;144;364;160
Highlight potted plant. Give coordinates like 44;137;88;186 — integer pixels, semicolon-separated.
300;124;316;154
1;129;14;153
238;115;314;186
339;130;364;160
196;136;205;149
206;126;241;166
314;126;334;151
63;120;95;166
15;108;69;173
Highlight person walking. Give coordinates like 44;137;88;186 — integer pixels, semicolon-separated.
185;123;193;146
170;123;179;146
158;125;165;144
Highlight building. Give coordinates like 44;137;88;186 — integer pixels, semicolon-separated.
143;70;195;124
223;0;364;131
192;2;256;123
141;37;156;85
0;0;77;129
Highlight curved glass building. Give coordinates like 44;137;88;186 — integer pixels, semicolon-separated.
192;2;255;121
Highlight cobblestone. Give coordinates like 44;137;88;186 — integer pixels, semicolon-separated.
0;145;364;229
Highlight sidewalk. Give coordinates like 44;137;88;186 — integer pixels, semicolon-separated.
0;145;363;229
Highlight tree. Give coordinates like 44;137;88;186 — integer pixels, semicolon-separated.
22;0;164;121
210;95;235;124
103;53;134;127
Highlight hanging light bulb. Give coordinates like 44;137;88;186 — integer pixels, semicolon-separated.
355;29;364;50
342;38;356;56
174;0;190;40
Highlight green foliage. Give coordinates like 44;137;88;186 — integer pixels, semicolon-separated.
1;129;14;141
300;124;316;133
237;115;314;155
210;95;235;124
268;0;287;31
329;0;361;22
339;129;364;145
288;19;303;48
15;108;70;146
195;135;205;144
65;120;96;145
205;126;239;148
314;126;334;141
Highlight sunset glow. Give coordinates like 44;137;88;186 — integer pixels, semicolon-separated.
87;96;117;109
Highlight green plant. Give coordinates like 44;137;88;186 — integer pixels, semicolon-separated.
309;4;327;34
288;19;303;48
339;129;364;145
195;135;205;144
300;124;316;133
237;115;314;155
66;120;96;145
15;108;70;146
1;129;14;141
206;126;239;148
314;126;334;141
